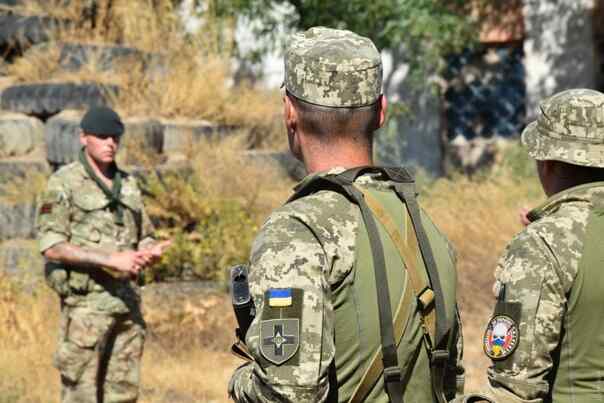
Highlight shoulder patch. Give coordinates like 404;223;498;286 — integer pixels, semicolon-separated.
259;318;300;365
39;203;53;215
258;288;303;366
483;314;519;360
268;288;293;307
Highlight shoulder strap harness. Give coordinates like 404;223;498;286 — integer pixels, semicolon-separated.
289;166;452;403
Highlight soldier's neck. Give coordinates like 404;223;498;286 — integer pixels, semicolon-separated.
303;140;373;174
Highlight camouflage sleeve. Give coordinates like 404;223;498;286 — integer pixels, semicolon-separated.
137;206;155;250
36;174;72;253
485;229;567;402
445;308;465;399
229;211;333;402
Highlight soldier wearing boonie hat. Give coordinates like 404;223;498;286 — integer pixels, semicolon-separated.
455;88;604;403
229;27;464;403
522;88;604;167
36;106;171;403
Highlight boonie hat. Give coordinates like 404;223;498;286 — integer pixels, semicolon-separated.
284;26;382;108
80;106;125;137
522;88;604;167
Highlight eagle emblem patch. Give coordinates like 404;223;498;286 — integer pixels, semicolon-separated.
483;315;519;360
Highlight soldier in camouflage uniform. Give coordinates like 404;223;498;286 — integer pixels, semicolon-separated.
228;27;464;403
37;106;170;403
460;88;604;403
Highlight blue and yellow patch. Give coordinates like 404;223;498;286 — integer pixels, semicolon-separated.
268;288;293;307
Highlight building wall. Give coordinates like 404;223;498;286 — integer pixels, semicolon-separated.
523;0;597;120
235;0;599;176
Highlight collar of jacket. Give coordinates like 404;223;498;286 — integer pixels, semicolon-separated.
527;181;604;222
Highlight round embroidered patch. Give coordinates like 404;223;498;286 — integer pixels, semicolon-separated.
483;315;519;360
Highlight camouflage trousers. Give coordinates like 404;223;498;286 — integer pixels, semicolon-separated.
54;305;146;403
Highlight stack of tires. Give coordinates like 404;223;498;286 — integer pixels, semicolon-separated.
0;1;304;284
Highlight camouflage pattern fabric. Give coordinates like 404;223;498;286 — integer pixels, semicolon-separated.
522;88;604;168
478;183;604;403
228;169;462;402
36;159;154;402
55;307;145;403
284;27;382;107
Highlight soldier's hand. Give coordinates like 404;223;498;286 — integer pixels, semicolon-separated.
108;250;152;274
142;240;173;265
519;206;531;226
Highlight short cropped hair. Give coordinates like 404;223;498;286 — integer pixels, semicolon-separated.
287;90;380;142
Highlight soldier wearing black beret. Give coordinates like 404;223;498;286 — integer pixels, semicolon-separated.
36;106;171;402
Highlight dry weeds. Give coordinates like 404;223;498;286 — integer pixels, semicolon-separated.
0;273;239;403
423;165;543;391
0;146;545;398
5;0;283;144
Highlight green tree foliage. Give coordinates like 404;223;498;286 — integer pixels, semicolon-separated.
214;0;488;79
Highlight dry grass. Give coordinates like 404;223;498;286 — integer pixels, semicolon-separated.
142;135;294;281
0;169;48;204
0;275;61;403
0;273;240;403
5;0;284;144
422;161;543;391
0;142;545;398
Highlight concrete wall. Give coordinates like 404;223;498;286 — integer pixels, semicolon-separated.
523;0;597;120
377;50;442;175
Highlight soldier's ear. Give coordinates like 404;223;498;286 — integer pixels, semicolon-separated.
79;130;87;147
378;95;387;129
283;95;298;133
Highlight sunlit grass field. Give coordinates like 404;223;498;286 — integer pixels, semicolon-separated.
0;144;543;401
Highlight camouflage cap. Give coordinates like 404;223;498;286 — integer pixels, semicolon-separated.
522;88;604;167
284;26;382;108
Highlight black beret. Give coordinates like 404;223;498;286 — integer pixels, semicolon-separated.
80;106;125;137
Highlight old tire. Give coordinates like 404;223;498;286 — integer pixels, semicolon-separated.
57;42;161;73
0;112;44;157
119;117;164;165
0;158;50;186
0;13;66;52
0;82;119;118
44;109;82;166
161;118;235;158
0;198;36;240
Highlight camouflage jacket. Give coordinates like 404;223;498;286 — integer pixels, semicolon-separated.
229;168;462;402
482;182;604;403
36;159;154;313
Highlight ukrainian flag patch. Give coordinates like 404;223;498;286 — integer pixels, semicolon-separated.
268;288;293;307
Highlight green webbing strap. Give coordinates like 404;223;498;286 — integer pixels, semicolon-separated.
286;166;420;403
348;280;414;403
395;182;449;403
343;183;404;403
79;147;125;225
348;185;427;403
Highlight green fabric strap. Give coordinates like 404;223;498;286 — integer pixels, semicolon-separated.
79;147;125;225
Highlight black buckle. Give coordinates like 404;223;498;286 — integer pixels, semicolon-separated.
430;349;449;364
383;366;402;384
